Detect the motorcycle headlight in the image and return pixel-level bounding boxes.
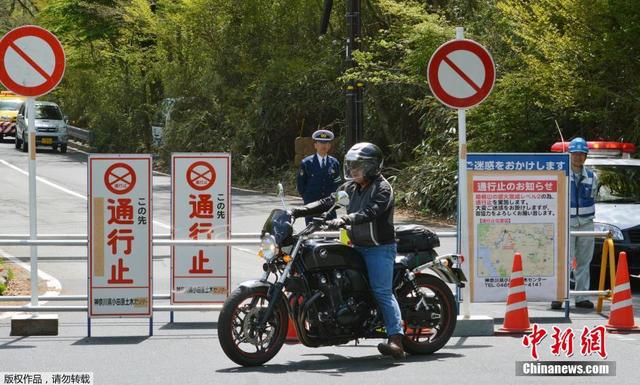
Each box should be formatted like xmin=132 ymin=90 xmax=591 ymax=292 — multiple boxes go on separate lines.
xmin=258 ymin=233 xmax=278 ymax=261
xmin=593 ymin=222 xmax=624 ymax=241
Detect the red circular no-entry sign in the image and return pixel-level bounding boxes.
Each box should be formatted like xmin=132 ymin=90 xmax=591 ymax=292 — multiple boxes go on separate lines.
xmin=427 ymin=39 xmax=495 ymax=109
xmin=187 ymin=161 xmax=216 ymax=191
xmin=104 ymin=163 xmax=137 ymax=195
xmin=0 ymin=25 xmax=66 ymax=97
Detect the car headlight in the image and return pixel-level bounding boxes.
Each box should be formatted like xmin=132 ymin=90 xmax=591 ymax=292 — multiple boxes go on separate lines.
xmin=593 ymin=222 xmax=624 ymax=241
xmin=258 ymin=233 xmax=278 ymax=261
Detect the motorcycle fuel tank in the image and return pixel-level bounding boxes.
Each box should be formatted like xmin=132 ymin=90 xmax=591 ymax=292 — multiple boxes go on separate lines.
xmin=301 ymin=240 xmax=366 ymax=272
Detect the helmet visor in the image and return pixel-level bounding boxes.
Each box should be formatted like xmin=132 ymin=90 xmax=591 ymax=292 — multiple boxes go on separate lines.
xmin=344 ymin=159 xmax=372 ymax=181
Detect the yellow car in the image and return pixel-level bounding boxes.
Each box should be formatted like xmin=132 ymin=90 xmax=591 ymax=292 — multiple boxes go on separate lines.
xmin=0 ymin=90 xmax=26 ymax=141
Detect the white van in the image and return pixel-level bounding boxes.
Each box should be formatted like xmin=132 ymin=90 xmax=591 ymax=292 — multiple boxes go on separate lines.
xmin=15 ymin=101 xmax=69 ymax=153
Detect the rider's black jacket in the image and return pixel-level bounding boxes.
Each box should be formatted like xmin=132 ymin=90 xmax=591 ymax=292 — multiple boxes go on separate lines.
xmin=294 ymin=175 xmax=395 ymax=247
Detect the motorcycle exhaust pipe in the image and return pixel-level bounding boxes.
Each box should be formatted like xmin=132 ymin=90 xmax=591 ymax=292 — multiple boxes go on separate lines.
xmin=294 ymin=291 xmax=324 ymax=347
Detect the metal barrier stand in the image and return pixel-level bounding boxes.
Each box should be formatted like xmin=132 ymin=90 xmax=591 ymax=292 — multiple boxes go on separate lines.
xmin=0 ymin=230 xmax=613 ymax=322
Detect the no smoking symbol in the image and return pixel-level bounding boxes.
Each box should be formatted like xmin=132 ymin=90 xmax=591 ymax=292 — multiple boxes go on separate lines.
xmin=187 ymin=161 xmax=216 ymax=191
xmin=104 ymin=163 xmax=137 ymax=195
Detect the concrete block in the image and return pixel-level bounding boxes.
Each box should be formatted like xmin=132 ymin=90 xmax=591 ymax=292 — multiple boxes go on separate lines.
xmin=11 ymin=314 xmax=58 ymax=336
xmin=453 ymin=315 xmax=494 ymax=337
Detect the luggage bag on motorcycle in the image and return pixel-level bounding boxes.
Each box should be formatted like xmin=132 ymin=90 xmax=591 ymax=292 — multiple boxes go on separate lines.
xmin=395 ymin=224 xmax=440 ymax=252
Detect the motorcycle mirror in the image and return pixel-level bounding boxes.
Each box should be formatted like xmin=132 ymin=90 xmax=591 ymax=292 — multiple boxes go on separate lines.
xmin=335 ymin=190 xmax=349 ymax=207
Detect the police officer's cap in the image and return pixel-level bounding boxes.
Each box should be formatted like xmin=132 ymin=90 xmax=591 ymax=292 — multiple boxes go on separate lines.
xmin=312 ymin=130 xmax=334 ymax=142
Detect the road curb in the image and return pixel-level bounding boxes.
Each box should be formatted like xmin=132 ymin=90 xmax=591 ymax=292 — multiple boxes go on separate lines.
xmin=0 ymin=247 xmax=62 ymax=320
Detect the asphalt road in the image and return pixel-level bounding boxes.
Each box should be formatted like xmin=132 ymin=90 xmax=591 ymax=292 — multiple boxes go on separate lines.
xmin=0 ymin=140 xmax=639 ymax=385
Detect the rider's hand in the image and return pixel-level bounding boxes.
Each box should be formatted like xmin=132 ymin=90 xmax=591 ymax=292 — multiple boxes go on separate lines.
xmin=288 ymin=208 xmax=302 ymax=218
xmin=325 ymin=218 xmax=346 ymax=229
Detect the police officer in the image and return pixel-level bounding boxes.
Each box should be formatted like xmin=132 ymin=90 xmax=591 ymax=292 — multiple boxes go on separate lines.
xmin=291 ymin=143 xmax=405 ymax=359
xmin=296 ymin=129 xmax=342 ymax=224
xmin=552 ymin=137 xmax=597 ymax=310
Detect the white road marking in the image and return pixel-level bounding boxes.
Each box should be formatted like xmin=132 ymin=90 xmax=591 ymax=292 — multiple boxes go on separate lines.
xmin=0 ymin=158 xmax=170 ymax=229
xmin=69 ymin=146 xmax=169 ymax=177
xmin=0 ymin=247 xmax=62 ymax=320
xmin=0 ymin=158 xmax=256 ymax=255
xmin=67 ymin=144 xmax=88 ymax=155
xmin=609 ymin=334 xmax=638 ymax=342
xmin=0 ymin=158 xmax=85 ymax=199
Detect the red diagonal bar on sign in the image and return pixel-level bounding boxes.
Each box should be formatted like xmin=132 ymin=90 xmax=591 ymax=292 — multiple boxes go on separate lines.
xmin=9 ymin=42 xmax=52 ymax=82
xmin=443 ymin=55 xmax=481 ymax=93
xmin=191 ymin=168 xmax=212 ymax=183
xmin=110 ymin=170 xmax=132 ymax=185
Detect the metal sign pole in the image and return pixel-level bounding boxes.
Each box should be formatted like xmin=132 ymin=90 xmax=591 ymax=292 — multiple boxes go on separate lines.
xmin=27 ymin=96 xmax=39 ymax=306
xmin=455 ymin=27 xmax=471 ymax=318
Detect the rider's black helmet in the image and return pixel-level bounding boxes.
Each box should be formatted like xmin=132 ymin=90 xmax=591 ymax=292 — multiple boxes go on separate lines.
xmin=343 ymin=142 xmax=383 ymax=181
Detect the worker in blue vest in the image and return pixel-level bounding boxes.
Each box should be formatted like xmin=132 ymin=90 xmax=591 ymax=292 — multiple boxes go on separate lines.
xmin=296 ymin=129 xmax=342 ymax=224
xmin=552 ymin=137 xmax=597 ymax=310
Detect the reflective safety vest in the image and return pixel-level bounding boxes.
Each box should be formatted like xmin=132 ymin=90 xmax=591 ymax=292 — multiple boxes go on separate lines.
xmin=570 ymin=168 xmax=596 ymax=218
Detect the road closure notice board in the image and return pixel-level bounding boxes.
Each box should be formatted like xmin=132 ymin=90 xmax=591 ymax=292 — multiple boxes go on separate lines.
xmin=171 ymin=153 xmax=231 ymax=304
xmin=465 ymin=153 xmax=570 ymax=302
xmin=88 ymin=155 xmax=152 ymax=317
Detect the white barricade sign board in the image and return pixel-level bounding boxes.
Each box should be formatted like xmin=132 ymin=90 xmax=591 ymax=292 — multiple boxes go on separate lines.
xmin=171 ymin=153 xmax=231 ymax=303
xmin=466 ymin=153 xmax=570 ymax=302
xmin=88 ymin=155 xmax=152 ymax=317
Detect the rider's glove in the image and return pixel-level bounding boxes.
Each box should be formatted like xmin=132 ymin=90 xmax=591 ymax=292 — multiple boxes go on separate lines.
xmin=289 ymin=208 xmax=303 ymax=218
xmin=325 ymin=217 xmax=346 ymax=229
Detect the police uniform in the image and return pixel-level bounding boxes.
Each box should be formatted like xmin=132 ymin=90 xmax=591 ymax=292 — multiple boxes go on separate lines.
xmin=296 ymin=130 xmax=342 ymax=224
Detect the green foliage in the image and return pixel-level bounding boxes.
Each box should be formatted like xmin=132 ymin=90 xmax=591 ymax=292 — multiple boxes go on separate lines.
xmin=0 ymin=258 xmax=12 ymax=295
xmin=5 ymin=0 xmax=638 ymax=219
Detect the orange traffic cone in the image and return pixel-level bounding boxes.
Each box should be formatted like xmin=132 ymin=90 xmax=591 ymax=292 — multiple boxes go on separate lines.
xmin=606 ymin=252 xmax=640 ymax=333
xmin=285 ymin=316 xmax=299 ymax=343
xmin=496 ymin=252 xmax=532 ymax=335
xmin=286 ymin=294 xmax=301 ymax=343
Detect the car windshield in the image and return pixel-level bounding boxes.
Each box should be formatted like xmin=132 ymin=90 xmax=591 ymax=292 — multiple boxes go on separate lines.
xmin=35 ymin=105 xmax=63 ymax=120
xmin=0 ymin=100 xmax=22 ymax=110
xmin=590 ymin=165 xmax=640 ymax=203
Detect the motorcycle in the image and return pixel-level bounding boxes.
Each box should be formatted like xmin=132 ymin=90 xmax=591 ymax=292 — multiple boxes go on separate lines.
xmin=217 ymin=187 xmax=467 ymax=366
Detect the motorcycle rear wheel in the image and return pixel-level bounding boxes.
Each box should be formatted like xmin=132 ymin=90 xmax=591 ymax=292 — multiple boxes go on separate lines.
xmin=399 ymin=274 xmax=457 ymax=355
xmin=218 ymin=286 xmax=288 ymax=366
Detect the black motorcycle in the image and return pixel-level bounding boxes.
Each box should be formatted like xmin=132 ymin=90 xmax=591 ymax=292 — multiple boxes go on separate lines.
xmin=218 ymin=191 xmax=466 ymax=366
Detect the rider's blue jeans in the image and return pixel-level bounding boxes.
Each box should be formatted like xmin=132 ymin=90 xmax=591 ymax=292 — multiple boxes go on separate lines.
xmin=355 ymin=243 xmax=403 ymax=336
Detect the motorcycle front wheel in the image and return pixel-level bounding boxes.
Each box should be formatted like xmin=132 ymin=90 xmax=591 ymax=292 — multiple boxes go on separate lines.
xmin=217 ymin=285 xmax=288 ymax=366
xmin=399 ymin=274 xmax=457 ymax=355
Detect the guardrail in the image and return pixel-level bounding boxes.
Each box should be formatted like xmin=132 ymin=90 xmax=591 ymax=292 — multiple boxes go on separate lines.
xmin=67 ymin=125 xmax=92 ymax=143
xmin=0 ymin=230 xmax=603 ymax=245
xmin=0 ymin=231 xmax=611 ymax=315
xmin=0 ymin=231 xmax=344 ymax=247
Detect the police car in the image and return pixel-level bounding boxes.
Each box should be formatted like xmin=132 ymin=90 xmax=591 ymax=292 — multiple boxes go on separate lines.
xmin=551 ymin=141 xmax=640 ymax=284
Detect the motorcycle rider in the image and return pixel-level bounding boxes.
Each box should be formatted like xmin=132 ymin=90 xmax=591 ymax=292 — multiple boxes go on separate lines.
xmin=291 ymin=142 xmax=405 ymax=359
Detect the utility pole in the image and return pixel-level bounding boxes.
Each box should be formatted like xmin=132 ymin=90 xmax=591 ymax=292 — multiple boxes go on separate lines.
xmin=321 ymin=0 xmax=364 ymax=148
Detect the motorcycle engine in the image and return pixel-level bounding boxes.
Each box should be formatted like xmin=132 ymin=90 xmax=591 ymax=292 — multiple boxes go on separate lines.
xmin=308 ymin=269 xmax=370 ymax=332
